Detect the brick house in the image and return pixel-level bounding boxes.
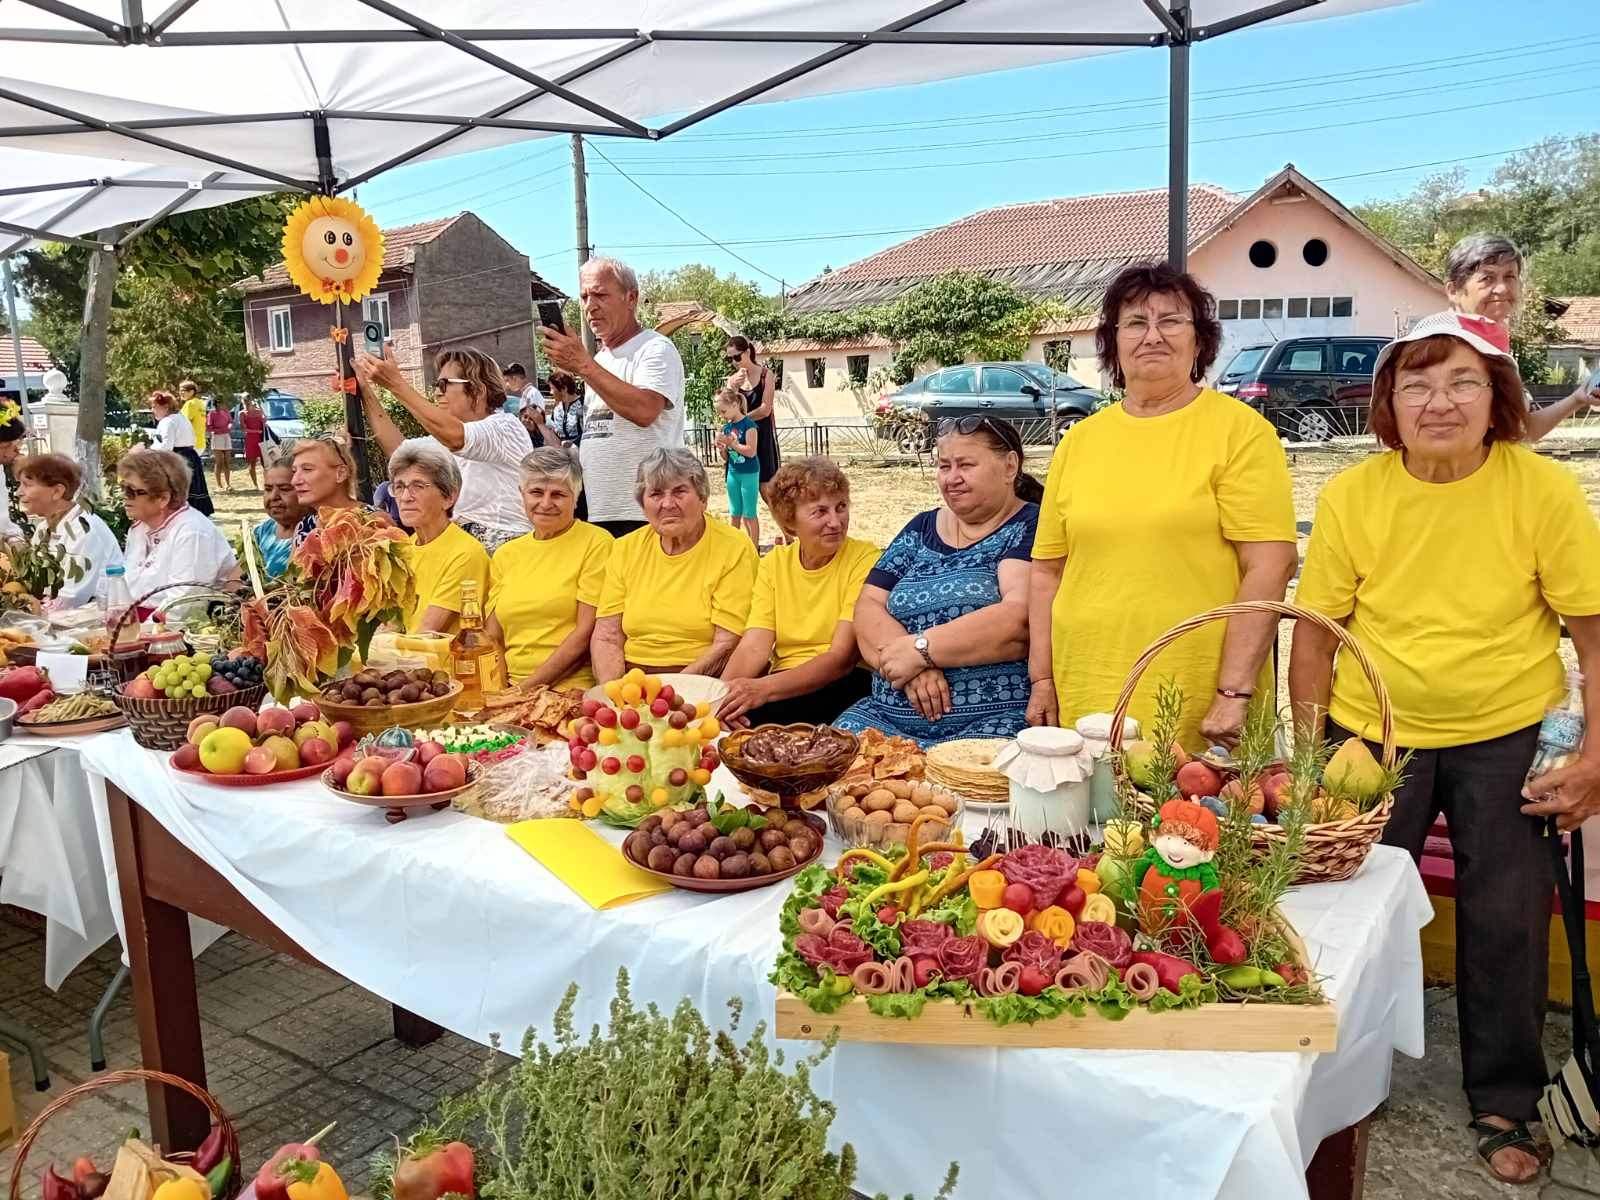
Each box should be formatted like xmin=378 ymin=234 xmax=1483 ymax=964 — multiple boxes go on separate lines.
xmin=241 ymin=212 xmax=564 ymax=395
xmin=1550 ymin=296 xmax=1600 ymax=384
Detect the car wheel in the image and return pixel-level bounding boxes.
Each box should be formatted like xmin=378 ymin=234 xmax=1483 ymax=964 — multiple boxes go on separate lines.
xmin=897 ymin=433 xmax=924 ymax=455
xmin=1282 ymin=406 xmax=1335 ymax=443
xmin=1054 ymin=413 xmax=1085 ymax=441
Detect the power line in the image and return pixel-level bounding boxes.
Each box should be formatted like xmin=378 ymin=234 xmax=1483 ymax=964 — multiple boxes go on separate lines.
xmin=369 ymin=139 xmax=568 ymax=208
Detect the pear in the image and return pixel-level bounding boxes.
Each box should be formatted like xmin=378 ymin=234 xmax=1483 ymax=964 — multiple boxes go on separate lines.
xmin=1323 ymin=737 xmax=1385 ymax=800
xmin=1121 ymin=739 xmax=1159 ymax=789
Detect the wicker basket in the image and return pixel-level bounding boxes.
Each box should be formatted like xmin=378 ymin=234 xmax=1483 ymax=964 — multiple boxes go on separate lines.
xmin=107 ymin=582 xmax=262 ymax=751
xmin=1107 ymin=600 xmax=1397 ymax=885
xmin=720 ymin=724 xmax=859 ymax=802
xmin=317 ymin=681 xmax=463 ymax=739
xmin=6 ymin=1069 xmax=242 ymax=1200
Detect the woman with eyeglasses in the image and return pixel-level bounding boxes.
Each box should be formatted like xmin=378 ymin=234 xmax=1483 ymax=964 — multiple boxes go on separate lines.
xmin=1291 ymin=312 xmax=1600 ymax=1186
xmin=834 ymin=417 xmax=1040 ymax=749
xmin=388 ymin=440 xmax=489 ymax=635
xmin=119 ymin=448 xmax=237 ymax=608
xmin=289 ymin=433 xmax=367 ymax=543
xmin=148 ymin=389 xmax=214 ymax=517
xmin=354 ymin=347 xmax=532 ymax=553
xmin=1027 ymin=262 xmax=1296 ymax=749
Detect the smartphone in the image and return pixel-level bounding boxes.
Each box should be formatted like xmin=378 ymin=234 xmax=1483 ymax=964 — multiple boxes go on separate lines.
xmin=362 ymin=320 xmax=385 ymax=357
xmin=1587 ymin=363 xmax=1600 ymax=395
xmin=537 ymin=300 xmax=565 ymax=335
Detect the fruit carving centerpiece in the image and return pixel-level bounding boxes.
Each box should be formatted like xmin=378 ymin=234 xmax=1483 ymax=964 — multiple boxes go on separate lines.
xmin=569 ymin=669 xmax=723 ymax=826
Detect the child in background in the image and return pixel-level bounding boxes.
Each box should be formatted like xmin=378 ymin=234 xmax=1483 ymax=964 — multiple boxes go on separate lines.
xmin=714 ymin=387 xmax=761 ymax=545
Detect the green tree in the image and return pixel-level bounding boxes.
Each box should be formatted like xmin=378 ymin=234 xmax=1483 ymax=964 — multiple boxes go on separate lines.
xmin=106 ymin=274 xmax=267 ymax=404
xmin=637 ymin=263 xmax=776 ymax=324
xmin=1510 ymin=275 xmax=1564 ymax=385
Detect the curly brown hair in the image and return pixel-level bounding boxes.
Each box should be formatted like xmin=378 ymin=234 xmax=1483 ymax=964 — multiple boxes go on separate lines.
xmin=1368 ymin=335 xmax=1527 ymax=449
xmin=766 ymin=457 xmax=850 ymax=536
xmin=434 ymin=346 xmax=507 ymax=415
xmin=118 ymin=448 xmax=191 ymax=508
xmin=1095 ymin=262 xmax=1222 ymax=389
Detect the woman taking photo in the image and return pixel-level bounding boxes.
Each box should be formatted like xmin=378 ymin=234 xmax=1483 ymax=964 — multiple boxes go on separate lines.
xmin=1027 ymin=262 xmax=1296 ymax=748
xmin=388 ymin=441 xmax=489 ymax=635
xmin=16 ymin=454 xmax=123 ymax=607
xmin=149 ymin=389 xmax=214 ymax=517
xmin=1291 ymin=312 xmax=1600 ymax=1186
xmin=592 ymin=448 xmax=757 ymax=681
xmin=719 ymin=457 xmax=877 ymax=727
xmin=206 ymin=396 xmax=234 ymax=492
xmin=835 ymin=418 xmax=1038 ymax=748
xmin=725 ymin=337 xmax=780 ymax=535
xmin=289 ymin=434 xmax=365 ymax=542
xmin=486 ymin=448 xmax=613 ymax=691
xmin=118 ymin=448 xmax=236 ymax=607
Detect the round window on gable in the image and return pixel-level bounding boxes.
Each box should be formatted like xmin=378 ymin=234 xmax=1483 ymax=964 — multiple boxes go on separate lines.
xmin=1303 ymin=238 xmax=1329 ymax=267
xmin=1248 ymin=239 xmax=1277 ymax=269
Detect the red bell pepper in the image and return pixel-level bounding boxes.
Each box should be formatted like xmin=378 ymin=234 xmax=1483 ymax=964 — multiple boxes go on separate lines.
xmin=255 ymin=1124 xmax=336 ymax=1200
xmin=392 ymin=1142 xmax=475 ymax=1200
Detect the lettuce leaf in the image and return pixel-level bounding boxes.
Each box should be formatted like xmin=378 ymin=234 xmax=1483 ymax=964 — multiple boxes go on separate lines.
xmin=1090 ymin=974 xmax=1136 ymax=1021
xmin=866 ymin=991 xmax=930 ymax=1020
xmin=1146 ymin=971 xmax=1218 ymax=1013
xmin=777 ymin=863 xmax=834 ymax=941
xmin=919 ymin=888 xmax=977 ymax=936
xmin=844 ymin=862 xmax=891 ymax=891
xmin=838 ymin=899 xmax=902 ymax=960
xmin=770 ymin=950 xmax=851 ymax=1014
xmin=976 ymin=985 xmax=1087 ymax=1026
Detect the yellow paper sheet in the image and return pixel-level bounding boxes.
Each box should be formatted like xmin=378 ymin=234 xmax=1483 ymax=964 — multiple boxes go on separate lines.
xmin=505 ymin=820 xmax=673 ymax=909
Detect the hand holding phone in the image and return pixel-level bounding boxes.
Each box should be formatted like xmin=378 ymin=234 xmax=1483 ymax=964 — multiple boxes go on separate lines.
xmin=537 ymin=300 xmax=565 ymax=335
xmin=362 ymin=321 xmax=385 ymax=358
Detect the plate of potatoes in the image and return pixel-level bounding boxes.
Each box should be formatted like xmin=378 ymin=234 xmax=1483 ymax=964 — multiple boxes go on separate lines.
xmin=826 ymin=777 xmax=964 ymax=848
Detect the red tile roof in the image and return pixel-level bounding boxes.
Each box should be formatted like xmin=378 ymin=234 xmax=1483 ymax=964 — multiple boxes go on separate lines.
xmin=0 ymin=334 xmax=51 ymax=376
xmin=1557 ymin=296 xmax=1600 ymax=344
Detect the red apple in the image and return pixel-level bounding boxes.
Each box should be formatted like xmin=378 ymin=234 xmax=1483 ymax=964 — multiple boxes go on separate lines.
xmin=219 ymin=705 xmax=258 ymax=738
xmin=331 ymin=720 xmax=355 ymax=749
xmin=243 ymin=745 xmax=277 ymax=775
xmin=330 ymin=754 xmax=358 ymax=787
xmin=1175 ymin=760 xmax=1223 ymax=799
xmin=414 ymin=739 xmax=446 ymax=766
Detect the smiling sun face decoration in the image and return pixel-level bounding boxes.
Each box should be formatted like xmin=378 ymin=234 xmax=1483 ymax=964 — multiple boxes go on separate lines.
xmin=281 ymin=195 xmax=384 ymax=304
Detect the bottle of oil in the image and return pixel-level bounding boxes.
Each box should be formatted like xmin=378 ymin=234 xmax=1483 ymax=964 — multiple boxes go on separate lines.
xmin=450 ymin=579 xmax=506 ymax=709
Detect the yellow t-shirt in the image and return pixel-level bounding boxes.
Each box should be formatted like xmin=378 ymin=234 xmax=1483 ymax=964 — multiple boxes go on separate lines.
xmin=1295 ymin=442 xmax=1600 ymax=748
xmin=181 ymin=396 xmax=206 ymax=446
xmin=1032 ymin=389 xmax=1295 ymax=746
xmin=488 ymin=521 xmax=613 ymax=690
xmin=598 ymin=516 xmax=757 ymax=667
xmin=405 ymin=523 xmax=490 ymax=634
xmin=748 ymin=536 xmax=879 ymax=671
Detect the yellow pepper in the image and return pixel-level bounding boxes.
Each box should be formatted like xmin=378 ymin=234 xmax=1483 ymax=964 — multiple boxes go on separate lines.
xmin=1077 ymin=868 xmax=1102 ymax=895
xmin=862 ymin=869 xmax=927 ymax=909
xmin=968 ymin=869 xmax=1008 ymax=910
xmin=1080 ymin=893 xmax=1118 ymax=926
xmin=152 ymin=1181 xmax=208 ymax=1200
xmin=834 ymin=847 xmax=897 ymax=879
xmin=977 ymin=907 xmax=1025 ymax=949
xmin=1029 ymin=905 xmax=1076 ymax=948
xmin=1103 ymin=819 xmax=1144 ymax=857
xmin=286 ymin=1161 xmax=347 ymax=1200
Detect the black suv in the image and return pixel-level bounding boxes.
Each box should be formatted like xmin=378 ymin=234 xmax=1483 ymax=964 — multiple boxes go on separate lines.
xmin=876 ymin=362 xmax=1105 ymax=450
xmin=1216 ymin=336 xmax=1389 ymax=442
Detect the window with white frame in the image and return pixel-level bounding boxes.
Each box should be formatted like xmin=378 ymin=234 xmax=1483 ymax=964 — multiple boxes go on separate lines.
xmin=1219 ymin=296 xmax=1355 ymax=322
xmin=363 ymin=292 xmax=392 ymax=338
xmin=267 ymin=306 xmax=293 ymax=352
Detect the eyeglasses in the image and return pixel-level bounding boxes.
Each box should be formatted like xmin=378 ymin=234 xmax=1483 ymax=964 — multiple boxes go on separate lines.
xmin=1396 ymin=378 xmax=1492 ymax=407
xmin=388 ymin=479 xmax=439 ymax=496
xmin=936 ymin=414 xmax=1019 ymax=450
xmin=119 ymin=484 xmax=151 ymax=499
xmin=433 ymin=377 xmax=470 ymax=393
xmin=1117 ymin=314 xmax=1195 ymax=339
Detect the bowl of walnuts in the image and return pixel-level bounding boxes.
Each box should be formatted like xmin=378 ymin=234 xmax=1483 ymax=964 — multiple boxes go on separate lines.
xmin=826 ymin=778 xmax=963 ymax=849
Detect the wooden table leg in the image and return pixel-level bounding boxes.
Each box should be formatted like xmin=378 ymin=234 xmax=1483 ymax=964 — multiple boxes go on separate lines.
xmin=109 ymin=783 xmax=210 ymax=1151
xmin=392 ymin=1005 xmax=444 ymax=1047
xmin=1306 ymin=1115 xmax=1371 ymax=1200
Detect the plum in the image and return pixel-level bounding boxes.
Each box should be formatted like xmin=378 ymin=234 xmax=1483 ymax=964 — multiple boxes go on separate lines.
xmin=721 ymin=853 xmax=751 ymax=879
xmin=708 ymin=835 xmax=736 ymax=859
xmin=730 ymin=826 xmax=757 ymax=851
xmin=768 ymin=845 xmax=795 ymax=872
xmin=692 ymin=855 xmax=721 ymax=880
xmin=646 ymin=844 xmax=677 ymax=873
xmin=673 ymin=853 xmax=698 ymax=877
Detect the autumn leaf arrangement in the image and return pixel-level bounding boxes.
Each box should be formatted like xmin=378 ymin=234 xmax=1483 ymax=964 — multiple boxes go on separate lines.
xmin=244 ymin=507 xmax=415 ymax=701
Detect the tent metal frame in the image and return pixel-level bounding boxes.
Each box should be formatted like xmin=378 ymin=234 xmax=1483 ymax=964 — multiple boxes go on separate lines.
xmin=0 ymin=0 xmax=1331 ymax=265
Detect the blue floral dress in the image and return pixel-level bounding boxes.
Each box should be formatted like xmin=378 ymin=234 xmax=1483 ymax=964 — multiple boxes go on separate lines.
xmin=834 ymin=504 xmax=1037 ymax=748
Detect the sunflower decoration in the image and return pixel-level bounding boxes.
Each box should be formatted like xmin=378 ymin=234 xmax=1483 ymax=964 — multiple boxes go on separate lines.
xmin=281 ymin=195 xmax=385 ymax=304
xmin=0 ymin=398 xmax=22 ymax=428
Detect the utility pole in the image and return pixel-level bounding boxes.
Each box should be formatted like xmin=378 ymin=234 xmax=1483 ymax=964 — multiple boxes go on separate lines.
xmin=571 ymin=133 xmax=596 ymax=353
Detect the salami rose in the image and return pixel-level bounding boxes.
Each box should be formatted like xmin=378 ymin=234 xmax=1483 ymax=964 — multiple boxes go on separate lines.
xmin=1071 ymin=920 xmax=1134 ymax=970
xmin=999 ymin=844 xmax=1078 ymax=909
xmin=793 ymin=934 xmax=832 ymax=970
xmin=935 ymin=934 xmax=987 ymax=984
xmin=1001 ymin=930 xmax=1063 ymax=976
xmin=899 ymin=919 xmax=954 ymax=957
xmin=823 ymin=927 xmax=874 ymax=974
xmin=819 ymin=885 xmax=850 ymax=919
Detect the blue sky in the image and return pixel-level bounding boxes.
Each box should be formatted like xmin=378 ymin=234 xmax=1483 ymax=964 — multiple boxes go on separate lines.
xmin=353 ymin=0 xmax=1599 ymax=299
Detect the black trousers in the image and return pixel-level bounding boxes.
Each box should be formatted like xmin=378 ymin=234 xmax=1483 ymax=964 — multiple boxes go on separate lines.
xmin=744 ymin=669 xmax=872 ymax=728
xmin=1333 ymin=719 xmax=1549 ymax=1119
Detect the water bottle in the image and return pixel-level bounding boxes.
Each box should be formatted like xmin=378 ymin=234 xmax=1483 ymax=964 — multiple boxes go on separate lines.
xmin=1527 ymin=668 xmax=1586 ymax=785
xmin=101 ymin=566 xmax=143 ymax=683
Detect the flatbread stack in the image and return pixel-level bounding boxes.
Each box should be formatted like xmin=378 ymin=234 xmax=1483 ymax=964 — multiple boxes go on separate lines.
xmin=925 ymin=738 xmax=1012 ymax=805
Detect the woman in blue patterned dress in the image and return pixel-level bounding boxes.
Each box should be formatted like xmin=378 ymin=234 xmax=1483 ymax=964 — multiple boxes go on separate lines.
xmin=837 ymin=416 xmax=1041 ymax=747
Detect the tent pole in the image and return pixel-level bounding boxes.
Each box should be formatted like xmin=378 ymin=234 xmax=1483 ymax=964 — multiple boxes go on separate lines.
xmin=2 ymin=260 xmax=34 ymax=427
xmin=1166 ymin=0 xmax=1191 ymax=270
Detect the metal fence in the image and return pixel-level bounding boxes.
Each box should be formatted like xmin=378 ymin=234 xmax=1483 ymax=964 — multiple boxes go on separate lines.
xmin=688 ymin=415 xmax=1069 ymax=466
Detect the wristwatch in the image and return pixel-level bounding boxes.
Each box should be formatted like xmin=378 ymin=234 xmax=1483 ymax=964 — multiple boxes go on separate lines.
xmin=913 ymin=635 xmax=937 ymax=669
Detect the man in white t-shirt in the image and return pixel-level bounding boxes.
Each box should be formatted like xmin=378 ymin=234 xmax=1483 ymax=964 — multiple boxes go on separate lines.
xmin=500 ymin=362 xmax=545 ymax=417
xmin=542 ymin=257 xmax=685 ymax=538
xmin=353 ymin=345 xmax=534 ymax=552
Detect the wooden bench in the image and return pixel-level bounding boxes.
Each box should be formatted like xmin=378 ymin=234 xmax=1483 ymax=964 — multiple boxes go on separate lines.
xmin=1419 ymin=816 xmax=1600 ymax=1005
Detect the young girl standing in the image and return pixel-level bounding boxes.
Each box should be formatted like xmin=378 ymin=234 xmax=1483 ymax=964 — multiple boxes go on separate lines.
xmin=714 ymin=387 xmax=760 ymax=545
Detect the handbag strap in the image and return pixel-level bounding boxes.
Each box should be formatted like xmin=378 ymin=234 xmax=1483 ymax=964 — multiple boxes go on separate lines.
xmin=1550 ymin=819 xmax=1599 ymax=1081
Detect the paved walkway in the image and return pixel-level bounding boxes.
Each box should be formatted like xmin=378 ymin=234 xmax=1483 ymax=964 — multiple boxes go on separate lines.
xmin=2 ymin=912 xmax=1597 ymax=1198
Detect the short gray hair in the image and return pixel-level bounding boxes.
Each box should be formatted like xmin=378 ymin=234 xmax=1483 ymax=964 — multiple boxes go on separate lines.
xmin=387 ymin=438 xmax=460 ymax=500
xmin=634 ymin=447 xmax=708 ymax=504
xmin=581 ymin=255 xmax=639 ymax=295
xmin=519 ymin=446 xmax=582 ymax=492
xmin=1444 ymin=232 xmax=1524 ymax=289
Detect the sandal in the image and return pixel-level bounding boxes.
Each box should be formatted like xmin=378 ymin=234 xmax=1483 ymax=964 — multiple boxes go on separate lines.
xmin=1469 ymin=1116 xmax=1547 ymax=1186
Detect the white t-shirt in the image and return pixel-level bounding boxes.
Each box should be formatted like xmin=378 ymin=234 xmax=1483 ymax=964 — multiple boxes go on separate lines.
xmin=124 ymin=505 xmax=237 ymax=603
xmin=579 ymin=329 xmax=686 ymax=523
xmin=39 ymin=503 xmax=125 ymax=608
xmin=154 ymin=412 xmax=195 ymax=451
xmin=443 ymin=412 xmax=532 ymax=533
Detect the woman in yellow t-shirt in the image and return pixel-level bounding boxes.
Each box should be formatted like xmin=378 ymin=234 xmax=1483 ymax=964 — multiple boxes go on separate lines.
xmin=717 ymin=457 xmax=877 ymax=727
xmin=1290 ymin=313 xmax=1600 ymax=1185
xmin=592 ymin=448 xmax=757 ymax=680
xmin=1027 ymin=263 xmax=1297 ymax=748
xmin=389 ymin=441 xmax=489 ymax=634
xmin=485 ymin=448 xmax=613 ymax=691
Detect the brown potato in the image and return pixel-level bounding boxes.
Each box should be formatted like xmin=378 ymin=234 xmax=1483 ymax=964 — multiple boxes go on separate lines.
xmin=882 ymin=822 xmax=909 ymax=845
xmin=864 ymin=789 xmax=897 ymax=812
xmin=849 ymin=782 xmax=872 ymax=798
xmin=840 ymin=804 xmax=866 ymax=824
xmin=891 ymin=801 xmax=920 ymax=824
xmin=918 ymin=804 xmax=947 ymax=821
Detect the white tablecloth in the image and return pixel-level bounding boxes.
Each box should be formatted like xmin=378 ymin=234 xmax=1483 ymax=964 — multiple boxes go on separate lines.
xmin=77 ymin=730 xmax=1430 ymax=1199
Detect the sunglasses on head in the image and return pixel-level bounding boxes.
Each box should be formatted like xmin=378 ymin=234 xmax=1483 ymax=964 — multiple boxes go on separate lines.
xmin=937 ymin=414 xmax=1015 ymax=441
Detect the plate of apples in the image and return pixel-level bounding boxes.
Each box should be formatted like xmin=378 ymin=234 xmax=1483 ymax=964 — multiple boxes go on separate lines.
xmin=170 ymin=699 xmax=358 ymax=786
xmin=322 ymin=726 xmax=478 ymax=823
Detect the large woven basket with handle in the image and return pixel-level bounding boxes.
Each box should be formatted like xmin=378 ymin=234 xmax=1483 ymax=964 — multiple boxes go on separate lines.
xmin=1107 ymin=600 xmax=1396 ymax=885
